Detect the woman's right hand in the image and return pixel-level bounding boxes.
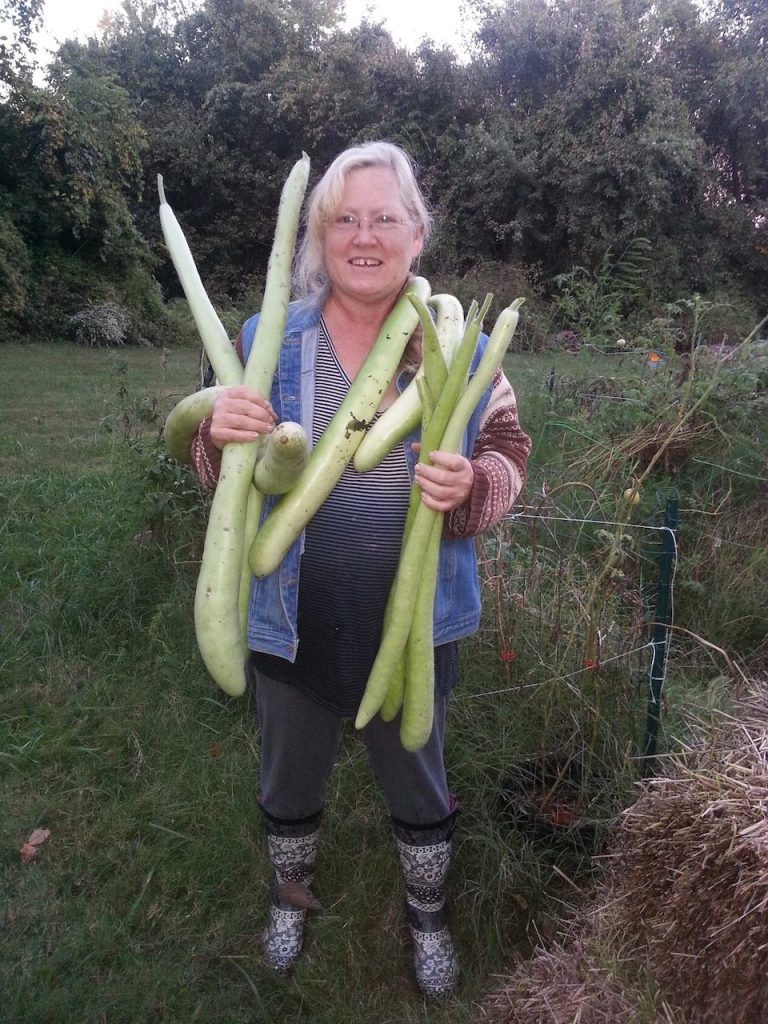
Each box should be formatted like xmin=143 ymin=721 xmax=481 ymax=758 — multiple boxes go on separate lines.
xmin=209 ymin=386 xmax=278 ymax=450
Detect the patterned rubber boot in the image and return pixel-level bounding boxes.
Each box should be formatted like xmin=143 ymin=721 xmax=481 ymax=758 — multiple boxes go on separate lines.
xmin=260 ymin=808 xmax=322 ymax=973
xmin=392 ymin=807 xmax=459 ymax=996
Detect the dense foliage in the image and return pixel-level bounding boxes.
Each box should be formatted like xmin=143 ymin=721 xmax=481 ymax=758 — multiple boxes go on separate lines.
xmin=1 ymin=0 xmax=766 ymax=344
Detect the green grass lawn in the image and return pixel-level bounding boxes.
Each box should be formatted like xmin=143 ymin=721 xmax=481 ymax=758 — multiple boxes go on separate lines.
xmin=0 ymin=343 xmax=554 ymax=1023
xmin=1 ymin=339 xmax=761 ymax=1023
xmin=1 ymin=343 xmax=200 ymax=476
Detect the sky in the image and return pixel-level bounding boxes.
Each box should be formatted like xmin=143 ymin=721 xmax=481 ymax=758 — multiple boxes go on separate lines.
xmin=32 ymin=0 xmax=476 ymax=68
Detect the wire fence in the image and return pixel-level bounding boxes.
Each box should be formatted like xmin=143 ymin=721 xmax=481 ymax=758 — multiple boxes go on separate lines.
xmin=462 ymin=487 xmax=766 ymax=763
xmin=460 ymin=502 xmax=684 ymax=761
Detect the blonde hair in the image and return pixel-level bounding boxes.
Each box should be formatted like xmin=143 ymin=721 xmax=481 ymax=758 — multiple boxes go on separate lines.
xmin=293 ymin=141 xmax=432 ymax=304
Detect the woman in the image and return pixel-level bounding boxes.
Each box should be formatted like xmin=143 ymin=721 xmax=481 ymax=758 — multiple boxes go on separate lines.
xmin=191 ymin=141 xmax=531 ymax=996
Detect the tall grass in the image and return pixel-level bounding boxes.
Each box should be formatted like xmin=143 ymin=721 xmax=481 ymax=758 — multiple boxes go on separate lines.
xmin=0 ymin=364 xmax=562 ymax=1022
xmin=1 ymin=343 xmax=198 ymax=476
xmin=1 ymin=445 xmax=580 ymax=1021
xmin=2 ymin=336 xmax=765 ymax=1021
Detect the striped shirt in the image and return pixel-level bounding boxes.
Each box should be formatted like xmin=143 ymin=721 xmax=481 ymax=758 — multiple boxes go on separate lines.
xmin=250 ymin=320 xmax=458 ymax=716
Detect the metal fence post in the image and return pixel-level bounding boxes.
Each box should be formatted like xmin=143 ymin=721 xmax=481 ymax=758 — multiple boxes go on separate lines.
xmin=642 ymin=496 xmax=679 ymax=765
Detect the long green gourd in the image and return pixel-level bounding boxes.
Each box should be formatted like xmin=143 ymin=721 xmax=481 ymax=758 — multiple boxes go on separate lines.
xmin=354 ymin=297 xmax=490 ymax=731
xmin=399 ymin=515 xmax=443 ymax=748
xmin=378 ymin=331 xmax=448 ymax=727
xmin=163 ymin=386 xmax=229 ymax=464
xmin=193 ymin=154 xmax=310 ymax=696
xmin=248 ymin=276 xmax=431 ymax=579
xmin=253 ymin=422 xmax=310 ymax=495
xmin=399 ymin=301 xmax=524 ymax=749
xmin=376 ymin=304 xmax=452 ymax=723
xmin=356 ymin=298 xmax=523 ymax=747
xmin=158 ymin=177 xmax=243 ymax=387
xmin=418 ymin=296 xmax=450 ymax=406
xmin=352 ymin=294 xmax=464 ymax=473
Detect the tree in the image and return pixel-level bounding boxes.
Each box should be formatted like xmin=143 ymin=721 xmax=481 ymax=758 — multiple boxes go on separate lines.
xmin=459 ymin=0 xmax=767 ymax=301
xmin=68 ymin=0 xmax=349 ymax=296
xmin=2 ymin=0 xmax=765 ymax=342
xmin=0 ymin=0 xmax=44 ymax=86
xmin=0 ymin=59 xmax=155 ymax=338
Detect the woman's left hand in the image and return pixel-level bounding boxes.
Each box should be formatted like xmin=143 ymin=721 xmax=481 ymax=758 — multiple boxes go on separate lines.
xmin=413 ymin=447 xmax=474 ymax=512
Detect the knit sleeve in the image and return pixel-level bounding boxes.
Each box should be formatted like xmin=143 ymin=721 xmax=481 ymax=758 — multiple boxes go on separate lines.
xmin=190 ymin=417 xmax=222 ymax=491
xmin=188 ymin=330 xmax=245 ymax=491
xmin=444 ymin=367 xmax=531 ymax=539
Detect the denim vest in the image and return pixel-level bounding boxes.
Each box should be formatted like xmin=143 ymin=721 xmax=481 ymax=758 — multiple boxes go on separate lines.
xmin=241 ymin=299 xmax=492 ymax=661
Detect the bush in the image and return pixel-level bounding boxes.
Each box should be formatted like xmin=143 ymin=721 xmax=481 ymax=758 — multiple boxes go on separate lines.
xmin=552 ymin=239 xmax=653 ymax=347
xmin=20 ymin=245 xmax=171 ymax=346
xmin=0 ymin=211 xmax=31 ymax=339
xmin=637 ymin=290 xmax=764 ymax=357
xmin=162 ymin=292 xmax=251 ymax=350
xmin=68 ymin=302 xmax=132 ymax=348
xmin=425 ymin=257 xmax=553 ymax=351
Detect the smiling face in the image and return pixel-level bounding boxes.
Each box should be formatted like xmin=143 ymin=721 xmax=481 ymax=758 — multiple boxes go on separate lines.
xmin=322 ymin=165 xmax=424 ymax=310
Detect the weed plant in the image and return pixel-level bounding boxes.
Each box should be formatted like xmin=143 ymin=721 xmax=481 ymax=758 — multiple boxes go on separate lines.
xmin=0 ymin=442 xmax=574 ymax=1022
xmin=2 ymin=329 xmax=765 ymax=1021
xmin=508 ymin=325 xmax=767 ymax=651
xmin=1 ymin=367 xmax=560 ymax=1022
xmin=552 ymin=238 xmax=653 ymax=346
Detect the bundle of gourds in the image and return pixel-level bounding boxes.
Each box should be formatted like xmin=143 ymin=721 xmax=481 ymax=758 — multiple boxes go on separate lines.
xmin=160 ymin=154 xmax=521 ymax=751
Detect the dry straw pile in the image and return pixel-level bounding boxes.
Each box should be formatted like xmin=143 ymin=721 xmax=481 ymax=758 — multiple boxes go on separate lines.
xmin=476 ymin=938 xmax=681 ymax=1023
xmin=573 ymin=417 xmax=716 ymax=479
xmin=478 ymin=684 xmax=768 ymax=1024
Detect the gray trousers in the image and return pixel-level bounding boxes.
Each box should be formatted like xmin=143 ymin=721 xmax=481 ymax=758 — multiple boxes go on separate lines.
xmin=251 ymin=669 xmax=452 ymax=826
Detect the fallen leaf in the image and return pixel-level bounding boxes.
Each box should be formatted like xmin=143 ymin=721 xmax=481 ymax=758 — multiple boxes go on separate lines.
xmin=548 ymin=806 xmax=575 ymax=827
xmin=19 ymin=828 xmax=50 ymax=863
xmin=277 ymin=881 xmax=322 ymax=911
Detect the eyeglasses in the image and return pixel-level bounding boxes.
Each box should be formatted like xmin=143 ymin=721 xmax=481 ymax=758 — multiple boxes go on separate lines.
xmin=327 ymin=213 xmax=412 ymax=234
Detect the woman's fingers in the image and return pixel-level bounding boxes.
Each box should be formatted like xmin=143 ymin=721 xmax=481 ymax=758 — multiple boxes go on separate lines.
xmin=210 ymin=386 xmax=277 ymax=449
xmin=413 ymin=449 xmax=474 ymax=511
